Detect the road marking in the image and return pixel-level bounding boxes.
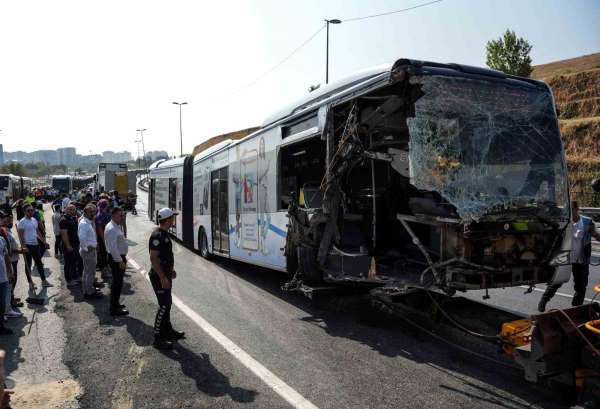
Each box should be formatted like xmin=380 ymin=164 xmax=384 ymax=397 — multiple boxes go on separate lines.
xmin=520 ymin=285 xmax=598 ymax=304
xmin=126 ymin=257 xmax=319 ymax=409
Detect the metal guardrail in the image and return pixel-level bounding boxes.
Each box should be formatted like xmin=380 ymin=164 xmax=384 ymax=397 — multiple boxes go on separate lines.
xmin=137 ymin=176 xmax=149 ymax=192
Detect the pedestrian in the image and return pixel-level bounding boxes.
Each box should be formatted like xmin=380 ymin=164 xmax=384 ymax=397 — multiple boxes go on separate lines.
xmin=1 ymin=199 xmax=10 ymax=216
xmin=0 ymin=213 xmax=21 ymax=317
xmin=538 ymin=201 xmax=600 ymax=312
xmin=104 ymin=207 xmax=129 ymax=316
xmin=95 ymin=199 xmax=111 ymax=279
xmin=149 ymin=208 xmax=185 ymax=350
xmin=0 ymin=234 xmax=13 ymax=335
xmin=17 ymin=204 xmax=51 ymax=289
xmin=78 ymin=204 xmax=101 ymax=299
xmin=52 ymin=204 xmax=63 ymax=259
xmin=60 ymin=204 xmax=82 ymax=287
xmin=61 ymin=193 xmax=71 ymax=212
xmin=14 ymin=199 xmax=24 ymax=222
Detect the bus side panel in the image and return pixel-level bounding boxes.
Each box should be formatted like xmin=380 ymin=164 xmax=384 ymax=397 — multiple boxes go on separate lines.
xmin=175 ymin=172 xmax=184 ymax=241
xmin=228 ymin=128 xmax=286 ymax=270
xmin=192 ymin=160 xmax=212 ymax=251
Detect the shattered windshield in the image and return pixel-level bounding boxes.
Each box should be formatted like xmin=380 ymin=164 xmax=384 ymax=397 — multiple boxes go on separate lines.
xmin=407 ymin=74 xmax=568 ymax=224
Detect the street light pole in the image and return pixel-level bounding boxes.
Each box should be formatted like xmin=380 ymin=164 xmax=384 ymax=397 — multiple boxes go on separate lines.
xmin=134 ymin=139 xmax=141 ymax=169
xmin=325 ymin=19 xmax=341 ymax=85
xmin=136 ymin=129 xmax=147 ymax=169
xmin=172 ymin=102 xmax=188 ymax=157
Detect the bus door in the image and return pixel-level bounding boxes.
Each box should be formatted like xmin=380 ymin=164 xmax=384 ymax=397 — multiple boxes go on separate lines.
xmin=168 ymin=178 xmax=177 ymax=235
xmin=149 ymin=179 xmax=155 ymax=222
xmin=211 ymin=167 xmax=229 ymax=254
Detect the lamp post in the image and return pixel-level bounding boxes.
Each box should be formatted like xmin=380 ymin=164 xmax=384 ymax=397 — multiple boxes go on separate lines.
xmin=134 ymin=139 xmax=141 ymax=170
xmin=325 ymin=19 xmax=341 ymax=84
xmin=135 ymin=129 xmax=147 ymax=169
xmin=172 ymin=102 xmax=188 ymax=156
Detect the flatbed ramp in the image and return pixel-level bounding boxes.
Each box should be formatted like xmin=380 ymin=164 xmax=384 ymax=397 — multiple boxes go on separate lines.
xmin=288 ymin=281 xmax=600 ymax=407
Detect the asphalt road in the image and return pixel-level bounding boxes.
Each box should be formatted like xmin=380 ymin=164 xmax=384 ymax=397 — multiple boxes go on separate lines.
xmin=5 ymin=193 xmax=593 ymax=408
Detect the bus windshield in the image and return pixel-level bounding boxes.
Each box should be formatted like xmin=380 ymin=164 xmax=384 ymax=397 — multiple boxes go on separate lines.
xmin=407 ymin=74 xmax=569 ymax=224
xmin=0 ymin=176 xmax=8 ymax=191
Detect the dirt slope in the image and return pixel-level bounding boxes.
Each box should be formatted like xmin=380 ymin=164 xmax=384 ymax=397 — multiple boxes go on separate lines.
xmin=533 ymin=53 xmax=600 ymax=206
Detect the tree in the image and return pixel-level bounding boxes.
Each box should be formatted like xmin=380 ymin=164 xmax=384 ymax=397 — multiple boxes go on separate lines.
xmin=308 ymin=84 xmax=321 ymax=93
xmin=486 ymin=29 xmax=533 ymax=77
xmin=0 ymin=162 xmax=25 ymax=176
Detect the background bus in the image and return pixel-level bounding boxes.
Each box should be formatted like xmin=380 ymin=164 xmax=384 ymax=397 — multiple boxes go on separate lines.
xmin=52 ymin=175 xmax=73 ymax=194
xmin=0 ymin=174 xmax=22 ymax=205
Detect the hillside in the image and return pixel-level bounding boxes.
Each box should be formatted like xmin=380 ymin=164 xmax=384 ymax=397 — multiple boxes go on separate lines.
xmin=532 ymin=53 xmax=600 ymax=206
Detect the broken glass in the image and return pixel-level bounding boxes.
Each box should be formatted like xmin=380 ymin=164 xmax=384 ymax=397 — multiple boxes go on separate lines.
xmin=406 ymin=75 xmax=569 ymax=223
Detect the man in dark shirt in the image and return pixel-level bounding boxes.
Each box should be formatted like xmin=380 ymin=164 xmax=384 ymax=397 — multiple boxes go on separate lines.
xmin=149 ymin=208 xmax=185 ymax=350
xmin=60 ymin=204 xmax=82 ymax=286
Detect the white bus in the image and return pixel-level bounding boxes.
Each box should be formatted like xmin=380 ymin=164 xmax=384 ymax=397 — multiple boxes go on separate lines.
xmin=148 ymin=58 xmax=572 ymax=294
xmin=0 ymin=174 xmax=22 ymax=205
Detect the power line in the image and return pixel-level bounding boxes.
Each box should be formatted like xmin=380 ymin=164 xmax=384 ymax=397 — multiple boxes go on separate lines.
xmin=226 ymin=24 xmax=326 ymax=98
xmin=343 ymin=0 xmax=443 ymax=22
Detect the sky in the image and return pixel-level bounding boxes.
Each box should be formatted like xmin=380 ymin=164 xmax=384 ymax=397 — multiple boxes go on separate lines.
xmin=0 ymin=0 xmax=599 ymax=158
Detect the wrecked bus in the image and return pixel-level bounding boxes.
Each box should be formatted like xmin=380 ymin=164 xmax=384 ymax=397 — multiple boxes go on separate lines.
xmin=151 ymin=58 xmax=572 ymax=295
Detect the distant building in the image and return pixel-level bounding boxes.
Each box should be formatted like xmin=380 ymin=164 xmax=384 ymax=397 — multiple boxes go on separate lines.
xmin=33 ymin=150 xmax=58 ymax=165
xmin=102 ymin=150 xmax=132 ymax=163
xmin=57 ymin=147 xmax=76 ymax=166
xmin=0 ymin=144 xmax=4 ymax=165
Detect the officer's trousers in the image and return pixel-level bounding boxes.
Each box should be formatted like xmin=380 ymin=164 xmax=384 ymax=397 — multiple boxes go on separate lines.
xmin=149 ymin=269 xmax=172 ymax=340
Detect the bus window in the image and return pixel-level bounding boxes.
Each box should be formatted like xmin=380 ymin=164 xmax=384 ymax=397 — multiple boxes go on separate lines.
xmin=278 ymin=137 xmax=326 ymax=210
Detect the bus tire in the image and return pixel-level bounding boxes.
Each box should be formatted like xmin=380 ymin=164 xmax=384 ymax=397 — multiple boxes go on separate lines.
xmin=298 ymin=246 xmax=322 ymax=285
xmin=199 ymin=228 xmax=211 ymax=260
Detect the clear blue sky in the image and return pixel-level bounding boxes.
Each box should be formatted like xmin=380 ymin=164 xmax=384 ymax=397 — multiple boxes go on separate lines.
xmin=0 ymin=0 xmax=598 ymax=156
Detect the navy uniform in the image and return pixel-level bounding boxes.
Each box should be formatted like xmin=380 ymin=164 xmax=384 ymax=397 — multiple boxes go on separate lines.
xmin=149 ymin=208 xmax=185 ymax=349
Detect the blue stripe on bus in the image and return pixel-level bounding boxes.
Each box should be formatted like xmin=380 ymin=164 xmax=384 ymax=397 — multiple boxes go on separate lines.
xmin=227 ymin=221 xmax=287 ymax=238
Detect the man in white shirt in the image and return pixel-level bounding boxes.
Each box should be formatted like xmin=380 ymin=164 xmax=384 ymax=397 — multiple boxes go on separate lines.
xmin=18 ymin=204 xmax=51 ymax=289
xmin=104 ymin=207 xmax=129 ymax=315
xmin=78 ymin=204 xmax=100 ymax=299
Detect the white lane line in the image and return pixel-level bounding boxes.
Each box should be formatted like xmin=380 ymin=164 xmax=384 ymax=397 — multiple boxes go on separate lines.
xmin=127 ymin=257 xmax=319 ymax=409
xmin=519 ymin=285 xmax=599 ymax=304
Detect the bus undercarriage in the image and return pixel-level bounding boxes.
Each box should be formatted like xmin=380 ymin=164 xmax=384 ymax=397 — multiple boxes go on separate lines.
xmin=285 ymin=61 xmax=570 ymax=295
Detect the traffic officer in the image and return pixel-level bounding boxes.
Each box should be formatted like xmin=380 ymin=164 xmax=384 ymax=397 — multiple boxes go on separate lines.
xmin=149 ymin=208 xmax=185 ymax=350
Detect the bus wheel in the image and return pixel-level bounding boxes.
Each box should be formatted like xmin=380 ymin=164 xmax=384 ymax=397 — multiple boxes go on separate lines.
xmin=199 ymin=229 xmax=211 ymax=260
xmin=298 ymin=246 xmax=322 ymax=285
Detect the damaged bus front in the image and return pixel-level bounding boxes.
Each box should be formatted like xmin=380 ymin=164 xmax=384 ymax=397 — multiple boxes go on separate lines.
xmin=286 ymin=59 xmax=571 ymax=295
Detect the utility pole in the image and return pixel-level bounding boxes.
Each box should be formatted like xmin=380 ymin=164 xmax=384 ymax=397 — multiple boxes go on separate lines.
xmin=325 ymin=19 xmax=341 ymax=84
xmin=172 ymin=102 xmax=188 ymax=156
xmin=136 ymin=129 xmax=147 ymax=169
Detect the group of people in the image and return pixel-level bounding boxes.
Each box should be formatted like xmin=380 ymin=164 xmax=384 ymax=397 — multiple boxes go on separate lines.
xmin=0 ymin=185 xmax=185 ymax=350
xmin=52 ymin=191 xmax=130 ymax=316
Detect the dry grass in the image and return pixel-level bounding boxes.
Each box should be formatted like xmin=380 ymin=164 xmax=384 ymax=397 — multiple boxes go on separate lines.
xmin=531 ymin=53 xmax=600 ymax=80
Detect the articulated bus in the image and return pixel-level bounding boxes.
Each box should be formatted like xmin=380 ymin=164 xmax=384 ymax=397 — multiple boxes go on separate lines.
xmin=149 ymin=58 xmax=572 ymax=295
xmin=0 ymin=174 xmax=33 ymax=205
xmin=52 ymin=175 xmax=73 ymax=194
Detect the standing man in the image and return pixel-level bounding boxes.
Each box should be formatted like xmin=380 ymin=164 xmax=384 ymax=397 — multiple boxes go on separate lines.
xmin=538 ymin=201 xmax=600 ymax=312
xmin=18 ymin=204 xmax=51 ymax=289
xmin=60 ymin=204 xmax=82 ymax=287
xmin=61 ymin=193 xmax=71 ymax=212
xmin=104 ymin=207 xmax=128 ymax=316
xmin=52 ymin=204 xmax=63 ymax=259
xmin=95 ymin=199 xmax=111 ymax=279
xmin=78 ymin=204 xmax=101 ymax=299
xmin=149 ymin=208 xmax=185 ymax=350
xmin=0 ymin=233 xmax=13 ymax=335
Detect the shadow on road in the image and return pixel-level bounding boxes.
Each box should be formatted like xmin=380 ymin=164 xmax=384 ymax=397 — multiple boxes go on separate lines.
xmin=83 ymin=283 xmax=258 ymax=404
xmin=210 ymin=257 xmax=567 ymax=408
